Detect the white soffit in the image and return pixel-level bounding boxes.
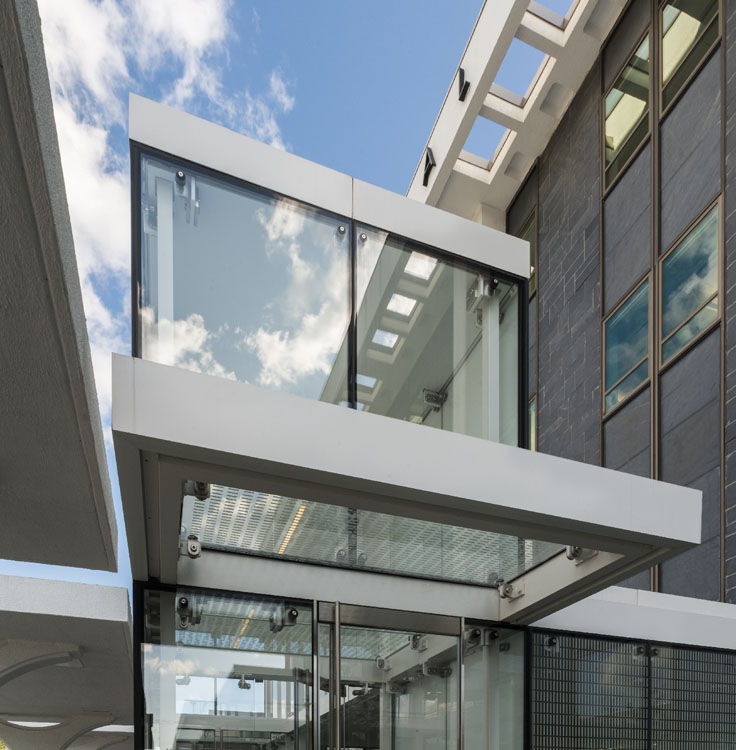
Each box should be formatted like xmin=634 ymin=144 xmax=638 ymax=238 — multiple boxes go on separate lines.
xmin=129 ymin=94 xmax=529 ymax=279
xmin=0 ymin=575 xmax=133 ymax=734
xmin=0 ymin=0 xmax=117 ymax=569
xmin=112 ymin=355 xmax=701 ymax=624
xmin=535 ymin=586 xmax=736 ymax=651
xmin=407 ymin=0 xmax=627 ymax=220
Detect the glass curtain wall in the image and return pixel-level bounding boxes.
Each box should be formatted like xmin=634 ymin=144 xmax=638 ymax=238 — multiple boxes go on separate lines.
xmin=137 ymin=151 xmax=521 ymax=446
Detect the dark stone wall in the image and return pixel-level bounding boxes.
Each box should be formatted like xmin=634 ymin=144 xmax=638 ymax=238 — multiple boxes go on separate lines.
xmin=724 ymin=0 xmax=736 ymax=604
xmin=602 ymin=0 xmax=650 ymax=92
xmin=537 ymin=63 xmax=601 ymax=465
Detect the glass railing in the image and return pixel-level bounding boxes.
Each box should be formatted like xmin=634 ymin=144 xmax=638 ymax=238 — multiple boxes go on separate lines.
xmin=137 ymin=151 xmax=521 ymax=445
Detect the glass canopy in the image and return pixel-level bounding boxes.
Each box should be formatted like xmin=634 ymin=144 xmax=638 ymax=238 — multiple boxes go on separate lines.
xmin=137 ymin=151 xmax=522 ymax=446
xmin=180 ymin=483 xmax=562 ymax=586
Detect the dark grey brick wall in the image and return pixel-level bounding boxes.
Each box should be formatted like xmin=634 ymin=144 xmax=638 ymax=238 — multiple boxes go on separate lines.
xmin=724 ymin=0 xmax=736 ymax=604
xmin=537 ymin=63 xmax=601 ymax=465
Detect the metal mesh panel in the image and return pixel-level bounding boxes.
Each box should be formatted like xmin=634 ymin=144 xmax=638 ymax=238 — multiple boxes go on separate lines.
xmin=531 ymin=632 xmax=648 ymax=749
xmin=652 ymin=645 xmax=736 ymax=748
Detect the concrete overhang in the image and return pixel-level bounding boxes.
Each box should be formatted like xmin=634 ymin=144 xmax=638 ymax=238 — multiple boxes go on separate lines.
xmin=0 ymin=575 xmax=132 ymax=750
xmin=0 ymin=0 xmax=117 ymax=570
xmin=113 ymin=354 xmax=701 ymax=624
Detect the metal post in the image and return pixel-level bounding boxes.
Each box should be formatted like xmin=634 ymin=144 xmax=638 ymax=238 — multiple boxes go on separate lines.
xmin=312 ymin=600 xmax=319 ymax=750
xmin=458 ymin=617 xmax=464 ymax=750
xmin=333 ymin=602 xmax=341 ymax=750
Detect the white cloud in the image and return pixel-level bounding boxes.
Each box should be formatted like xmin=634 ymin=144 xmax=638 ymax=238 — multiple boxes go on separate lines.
xmin=36 ymin=0 xmax=296 ymax=442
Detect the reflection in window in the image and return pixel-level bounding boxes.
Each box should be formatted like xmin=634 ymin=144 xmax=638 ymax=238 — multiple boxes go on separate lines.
xmin=662 ymin=0 xmax=718 ymax=109
xmin=139 ymin=153 xmax=350 ymax=402
xmin=348 ymin=224 xmax=519 ymax=445
xmin=529 ymin=396 xmax=537 ymax=451
xmin=605 ymin=35 xmax=650 ymax=188
xmin=604 ymin=280 xmax=649 ymax=413
xmin=661 ymin=204 xmax=719 ymax=364
xmin=518 ymin=212 xmax=537 ymax=297
xmin=142 ymin=588 xmax=313 ymax=750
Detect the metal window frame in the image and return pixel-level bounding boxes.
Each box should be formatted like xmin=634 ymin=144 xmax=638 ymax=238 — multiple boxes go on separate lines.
xmin=658 ymin=0 xmax=722 ymax=120
xmin=601 ymin=27 xmax=653 ymax=196
xmin=656 ymin=195 xmax=723 ymax=373
xmin=601 ymin=272 xmax=652 ymax=419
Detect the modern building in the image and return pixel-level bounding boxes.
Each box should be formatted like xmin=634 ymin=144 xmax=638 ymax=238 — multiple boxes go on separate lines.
xmin=113 ymin=0 xmax=736 ymax=741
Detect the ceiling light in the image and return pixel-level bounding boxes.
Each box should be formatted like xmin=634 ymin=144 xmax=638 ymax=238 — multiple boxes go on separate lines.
xmin=372 ymin=329 xmax=399 ymax=349
xmin=387 ymin=293 xmax=417 ymax=316
xmin=404 ymin=252 xmax=437 ymax=280
xmin=278 ymin=504 xmax=306 ymax=555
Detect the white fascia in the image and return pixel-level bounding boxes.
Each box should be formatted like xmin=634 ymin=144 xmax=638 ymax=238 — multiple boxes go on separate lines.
xmin=113 ymin=355 xmax=701 ymax=624
xmin=535 ymin=586 xmax=736 ymax=651
xmin=129 ymin=94 xmax=529 ymax=279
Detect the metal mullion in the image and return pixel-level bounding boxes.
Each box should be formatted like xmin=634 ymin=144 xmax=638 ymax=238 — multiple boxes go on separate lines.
xmin=348 ymin=223 xmax=357 ymax=408
xmin=312 ymin=599 xmax=319 ymax=750
xmin=458 ymin=617 xmax=464 ymax=750
xmin=604 ymin=354 xmax=649 ymax=399
xmin=604 ymin=111 xmax=651 ymax=190
xmin=332 ymin=601 xmax=341 ymax=750
xmin=719 ymin=16 xmax=727 ymax=603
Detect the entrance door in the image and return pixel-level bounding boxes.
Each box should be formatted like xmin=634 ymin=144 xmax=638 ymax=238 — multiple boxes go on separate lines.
xmin=317 ymin=604 xmax=461 ymax=750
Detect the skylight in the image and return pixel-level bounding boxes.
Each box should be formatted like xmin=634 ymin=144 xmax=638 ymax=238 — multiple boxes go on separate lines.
xmin=387 ymin=293 xmax=417 ymax=316
xmin=404 ymin=252 xmax=437 ymax=280
xmin=372 ymin=329 xmax=399 ymax=349
xmin=356 ymin=373 xmax=377 ymax=389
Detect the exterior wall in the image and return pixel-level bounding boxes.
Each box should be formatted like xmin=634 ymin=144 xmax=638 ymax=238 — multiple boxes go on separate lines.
xmin=510 ymin=0 xmax=728 ymax=602
xmin=536 ymin=63 xmax=602 ymax=466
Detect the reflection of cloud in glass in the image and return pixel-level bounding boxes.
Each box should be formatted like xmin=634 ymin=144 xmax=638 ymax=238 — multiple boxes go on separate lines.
xmin=605 ymin=281 xmax=648 ymax=390
xmin=387 ymin=293 xmax=417 ymax=316
xmin=372 ymin=329 xmax=398 ymax=349
xmin=244 ymin=199 xmax=348 ymax=389
xmin=404 ymin=252 xmax=437 ymax=280
xmin=662 ymin=207 xmax=718 ymax=338
xmin=142 ymin=307 xmax=237 ymax=380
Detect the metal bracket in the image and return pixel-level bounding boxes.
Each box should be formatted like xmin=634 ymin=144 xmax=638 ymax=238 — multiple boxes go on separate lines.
xmin=423 ymin=389 xmax=447 ymax=411
xmin=498 ymin=580 xmax=525 ymax=600
xmin=565 ymin=546 xmax=598 ymax=564
xmin=422 ymin=147 xmax=436 ymax=187
xmin=458 ymin=67 xmax=470 ymax=101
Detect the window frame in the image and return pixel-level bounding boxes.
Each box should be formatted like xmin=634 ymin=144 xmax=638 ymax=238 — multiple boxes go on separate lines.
xmin=602 ymin=28 xmax=653 ymax=196
xmin=602 ymin=272 xmax=652 ymax=419
xmin=657 ymin=196 xmax=722 ymax=372
xmin=517 ymin=208 xmax=538 ymax=299
xmin=658 ymin=0 xmax=722 ymax=119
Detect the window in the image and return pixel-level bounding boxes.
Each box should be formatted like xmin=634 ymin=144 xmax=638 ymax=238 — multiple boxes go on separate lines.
xmin=605 ymin=34 xmax=650 ymax=189
xmin=518 ymin=212 xmax=537 ymax=297
xmin=529 ymin=395 xmax=537 ymax=451
xmin=660 ymin=204 xmax=719 ymax=364
xmin=604 ymin=279 xmax=649 ymax=413
xmin=661 ymin=0 xmax=719 ymax=110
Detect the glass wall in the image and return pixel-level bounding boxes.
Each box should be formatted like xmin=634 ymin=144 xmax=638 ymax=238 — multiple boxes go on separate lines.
xmin=605 ymin=34 xmax=650 ymax=188
xmin=137 ymin=151 xmax=522 ymax=446
xmin=142 ymin=587 xmax=313 ymax=750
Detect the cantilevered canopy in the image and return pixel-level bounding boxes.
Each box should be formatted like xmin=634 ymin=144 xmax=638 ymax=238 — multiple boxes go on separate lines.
xmin=113 ymin=355 xmax=701 ymax=625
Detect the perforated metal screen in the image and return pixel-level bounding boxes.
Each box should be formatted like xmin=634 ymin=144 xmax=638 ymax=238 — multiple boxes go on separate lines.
xmin=531 ymin=631 xmax=736 ymax=750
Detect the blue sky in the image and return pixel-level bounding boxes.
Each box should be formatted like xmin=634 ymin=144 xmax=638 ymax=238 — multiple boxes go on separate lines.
xmin=0 ymin=0 xmax=572 ymax=591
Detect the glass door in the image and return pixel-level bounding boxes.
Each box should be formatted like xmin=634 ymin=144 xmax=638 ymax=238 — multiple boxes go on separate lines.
xmin=318 ymin=603 xmax=461 ymax=750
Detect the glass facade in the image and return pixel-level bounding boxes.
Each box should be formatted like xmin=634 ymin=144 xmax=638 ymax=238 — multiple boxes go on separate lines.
xmin=662 ymin=0 xmax=719 ymax=109
xmin=605 ymin=34 xmax=650 ymax=188
xmin=518 ymin=212 xmax=537 ymax=297
xmin=660 ymin=204 xmax=719 ymax=364
xmin=180 ymin=482 xmax=562 ymax=586
xmin=138 ymin=151 xmax=522 ymax=445
xmin=604 ymin=279 xmax=649 ymax=413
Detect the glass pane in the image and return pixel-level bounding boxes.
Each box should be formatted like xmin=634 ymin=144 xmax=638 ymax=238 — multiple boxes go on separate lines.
xmin=142 ymin=588 xmax=313 ymax=750
xmin=518 ymin=213 xmax=537 ymax=297
xmin=661 ymin=204 xmax=718 ymax=341
xmin=605 ymin=359 xmax=649 ymax=413
xmin=340 ymin=625 xmax=458 ymax=750
xmin=464 ymin=626 xmax=524 ymax=750
xmin=181 ymin=483 xmax=563 ymax=585
xmin=355 ymin=224 xmax=520 ymax=445
xmin=662 ymin=0 xmax=718 ymax=109
xmin=529 ymin=396 xmax=537 ymax=452
xmin=605 ymin=279 xmax=649 ymax=392
xmin=662 ymin=298 xmax=718 ymax=364
xmin=139 ymin=153 xmax=350 ymax=402
xmin=605 ymin=35 xmax=650 ymax=186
